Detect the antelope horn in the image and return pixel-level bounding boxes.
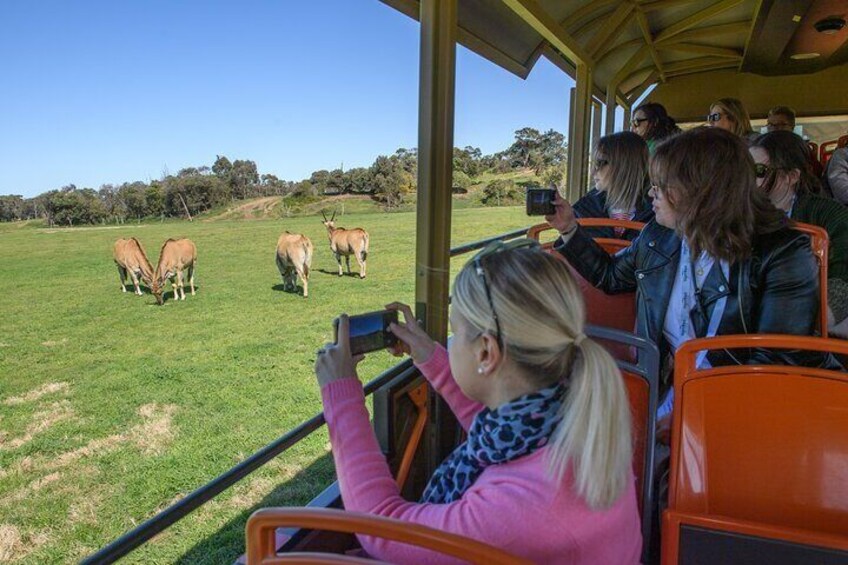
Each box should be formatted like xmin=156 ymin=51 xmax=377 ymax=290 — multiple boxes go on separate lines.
xmin=330 ymin=210 xmax=336 ymax=222
xmin=321 ymin=210 xmax=327 ymax=222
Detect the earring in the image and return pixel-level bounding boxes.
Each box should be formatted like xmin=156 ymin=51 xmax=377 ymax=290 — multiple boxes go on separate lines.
xmin=477 ymin=366 xmax=484 ymax=374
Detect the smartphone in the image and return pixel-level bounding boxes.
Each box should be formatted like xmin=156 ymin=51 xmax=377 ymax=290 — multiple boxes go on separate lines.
xmin=526 ymin=188 xmax=557 ymax=216
xmin=335 ymin=310 xmax=399 ymax=355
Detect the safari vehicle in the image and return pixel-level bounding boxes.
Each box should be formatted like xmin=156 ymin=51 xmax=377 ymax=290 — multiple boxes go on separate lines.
xmin=83 ymin=1 xmax=848 ymax=563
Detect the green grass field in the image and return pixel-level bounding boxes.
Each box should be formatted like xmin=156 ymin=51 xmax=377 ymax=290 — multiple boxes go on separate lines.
xmin=0 ymin=206 xmax=531 ymax=564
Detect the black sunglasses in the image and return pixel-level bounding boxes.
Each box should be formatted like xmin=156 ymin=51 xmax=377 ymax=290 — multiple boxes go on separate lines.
xmin=593 ymin=158 xmax=610 ymax=169
xmin=754 ymin=163 xmax=775 ymax=179
xmin=706 ymin=112 xmax=723 ymax=123
xmin=471 ymin=238 xmax=540 ymax=347
xmin=630 ymin=117 xmax=648 ymax=127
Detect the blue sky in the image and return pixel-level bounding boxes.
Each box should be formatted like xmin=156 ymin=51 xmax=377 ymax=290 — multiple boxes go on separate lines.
xmin=0 ymin=0 xmax=579 ymax=198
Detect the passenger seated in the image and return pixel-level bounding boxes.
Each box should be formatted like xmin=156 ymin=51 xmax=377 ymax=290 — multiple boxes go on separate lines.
xmin=824 ymin=142 xmax=848 ymax=205
xmin=314 ymin=242 xmax=642 ymax=564
xmin=750 ymin=131 xmax=848 ymax=338
xmin=547 ymin=127 xmax=838 ymax=405
xmin=630 ymin=102 xmax=681 ymax=154
xmin=707 ymin=97 xmax=757 ymax=142
xmin=766 ymin=105 xmax=796 ymax=132
xmin=572 ymin=131 xmax=653 ymax=240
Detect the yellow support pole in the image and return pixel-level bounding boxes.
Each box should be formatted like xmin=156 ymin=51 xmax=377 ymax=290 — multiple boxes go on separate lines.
xmin=416 ymin=0 xmax=457 ymax=476
xmin=567 ymin=63 xmax=592 ymax=202
xmin=415 ymin=0 xmax=455 ymax=345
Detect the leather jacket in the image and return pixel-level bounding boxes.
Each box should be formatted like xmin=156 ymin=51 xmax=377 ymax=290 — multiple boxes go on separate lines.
xmin=572 ymin=188 xmax=655 ymax=241
xmin=554 ymin=220 xmax=841 ymax=391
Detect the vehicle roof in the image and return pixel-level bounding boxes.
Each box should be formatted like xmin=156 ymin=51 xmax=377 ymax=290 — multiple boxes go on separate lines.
xmin=381 ymin=0 xmax=848 ymax=120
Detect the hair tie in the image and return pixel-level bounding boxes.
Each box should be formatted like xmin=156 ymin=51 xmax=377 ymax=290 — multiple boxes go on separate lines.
xmin=573 ymin=333 xmax=587 ymax=347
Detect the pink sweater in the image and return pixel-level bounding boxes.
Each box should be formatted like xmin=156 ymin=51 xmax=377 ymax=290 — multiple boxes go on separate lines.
xmin=321 ymin=345 xmax=642 ymax=564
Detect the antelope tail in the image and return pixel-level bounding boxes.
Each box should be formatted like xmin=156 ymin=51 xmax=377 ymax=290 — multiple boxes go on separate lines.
xmin=302 ymin=241 xmax=313 ymax=277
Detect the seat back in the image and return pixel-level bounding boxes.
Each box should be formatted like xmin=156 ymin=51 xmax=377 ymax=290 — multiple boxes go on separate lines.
xmin=246 ymin=507 xmax=531 ymax=565
xmin=527 ymin=220 xmax=643 ymax=344
xmin=668 ymin=335 xmax=848 ymax=536
xmin=793 ymin=222 xmax=829 ymax=337
xmin=820 ymin=137 xmax=847 ymax=167
xmin=585 ymin=325 xmax=659 ymax=564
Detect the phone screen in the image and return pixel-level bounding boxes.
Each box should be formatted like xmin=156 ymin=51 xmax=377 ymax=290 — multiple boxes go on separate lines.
xmin=526 ymin=188 xmax=556 ymax=216
xmin=336 ymin=310 xmax=399 ymax=355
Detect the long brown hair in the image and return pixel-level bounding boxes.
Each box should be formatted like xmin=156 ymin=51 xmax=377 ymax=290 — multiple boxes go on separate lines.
xmin=650 ymin=127 xmax=785 ymax=262
xmin=751 ymin=130 xmax=821 ymax=196
xmin=594 ymin=131 xmax=650 ymax=212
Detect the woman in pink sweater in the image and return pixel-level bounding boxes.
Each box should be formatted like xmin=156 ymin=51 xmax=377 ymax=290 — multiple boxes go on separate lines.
xmin=315 ymin=240 xmax=642 ymax=564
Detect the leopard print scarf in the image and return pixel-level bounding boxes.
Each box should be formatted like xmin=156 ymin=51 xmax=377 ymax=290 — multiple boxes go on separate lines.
xmin=420 ymin=382 xmax=565 ymax=504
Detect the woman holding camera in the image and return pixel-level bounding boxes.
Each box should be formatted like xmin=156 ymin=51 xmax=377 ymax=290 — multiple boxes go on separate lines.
xmin=547 ymin=126 xmax=837 ymax=402
xmin=572 ymin=131 xmax=654 ymax=240
xmin=314 ymin=241 xmax=641 ymax=564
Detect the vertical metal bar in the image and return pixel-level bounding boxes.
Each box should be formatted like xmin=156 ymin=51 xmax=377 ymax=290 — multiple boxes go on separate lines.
xmin=591 ymin=99 xmax=602 ymax=151
xmin=416 ymin=0 xmax=457 ymax=475
xmin=567 ymin=63 xmax=592 ymax=202
xmin=605 ymin=86 xmax=618 ymax=134
xmin=623 ymin=106 xmax=632 ymax=133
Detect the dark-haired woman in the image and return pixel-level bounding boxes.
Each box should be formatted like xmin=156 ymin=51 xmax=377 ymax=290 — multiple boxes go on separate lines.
xmin=750 ymin=131 xmax=848 ymax=338
xmin=572 ymin=132 xmax=654 ymax=240
xmin=546 ymin=127 xmax=840 ymax=400
xmin=630 ymin=102 xmax=680 ymax=154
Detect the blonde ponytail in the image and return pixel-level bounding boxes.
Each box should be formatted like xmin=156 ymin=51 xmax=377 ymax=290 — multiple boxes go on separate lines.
xmin=453 ymin=245 xmax=632 ymax=510
xmin=548 ymin=337 xmax=632 ymax=509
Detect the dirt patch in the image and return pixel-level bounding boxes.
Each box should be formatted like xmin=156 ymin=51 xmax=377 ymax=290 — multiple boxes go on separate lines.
xmin=131 ymin=403 xmax=178 ymax=455
xmin=0 ymin=524 xmax=49 ymax=562
xmin=68 ymin=490 xmax=103 ymax=526
xmin=3 ymin=382 xmax=69 ymax=406
xmin=38 ymin=225 xmax=146 ymax=233
xmin=47 ymin=403 xmax=178 ymax=468
xmin=206 ymin=196 xmax=282 ymax=221
xmin=41 ymin=338 xmax=68 ymax=347
xmin=0 ymin=342 xmax=9 ymax=348
xmin=0 ymin=401 xmax=74 ymax=451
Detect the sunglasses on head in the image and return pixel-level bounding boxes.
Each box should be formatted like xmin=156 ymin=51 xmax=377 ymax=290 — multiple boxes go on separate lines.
xmin=471 ymin=238 xmax=540 ymax=347
xmin=706 ymin=112 xmax=723 ymax=123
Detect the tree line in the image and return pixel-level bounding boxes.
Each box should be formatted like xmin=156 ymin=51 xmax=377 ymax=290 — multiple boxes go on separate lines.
xmin=0 ymin=127 xmax=566 ymax=225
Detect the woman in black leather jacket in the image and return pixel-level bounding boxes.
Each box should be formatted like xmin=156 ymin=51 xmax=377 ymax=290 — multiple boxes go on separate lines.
xmin=546 ymin=127 xmax=838 ymax=396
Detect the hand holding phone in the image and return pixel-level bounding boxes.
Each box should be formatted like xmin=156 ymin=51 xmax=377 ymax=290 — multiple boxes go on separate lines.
xmin=385 ymin=302 xmax=436 ymax=364
xmin=315 ymin=314 xmax=366 ymax=388
xmin=335 ymin=309 xmax=399 ymax=356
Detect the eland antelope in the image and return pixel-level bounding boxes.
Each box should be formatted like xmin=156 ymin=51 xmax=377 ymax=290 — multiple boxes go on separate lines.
xmin=113 ymin=238 xmax=155 ymax=296
xmin=321 ymin=211 xmax=369 ymax=278
xmin=153 ymin=238 xmax=197 ymax=304
xmin=276 ymin=232 xmax=313 ymax=298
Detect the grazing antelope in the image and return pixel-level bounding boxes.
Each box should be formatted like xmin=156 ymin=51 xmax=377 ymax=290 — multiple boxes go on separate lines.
xmin=153 ymin=238 xmax=197 ymax=305
xmin=276 ymin=232 xmax=313 ymax=298
xmin=321 ymin=211 xmax=369 ymax=278
xmin=113 ymin=238 xmax=155 ymax=296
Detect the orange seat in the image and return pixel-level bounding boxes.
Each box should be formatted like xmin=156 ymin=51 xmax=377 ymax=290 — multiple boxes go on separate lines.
xmin=246 ymin=507 xmax=531 ymax=565
xmin=820 ymin=137 xmax=847 ymax=167
xmin=527 ymin=220 xmax=644 ymax=352
xmin=585 ymin=325 xmax=659 ymax=563
xmin=793 ymin=222 xmax=829 ymax=337
xmin=662 ymin=335 xmax=848 ymax=564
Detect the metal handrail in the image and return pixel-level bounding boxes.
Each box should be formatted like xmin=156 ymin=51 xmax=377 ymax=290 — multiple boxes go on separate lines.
xmin=81 ymin=226 xmax=531 ymax=565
